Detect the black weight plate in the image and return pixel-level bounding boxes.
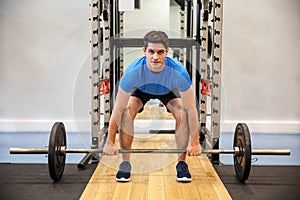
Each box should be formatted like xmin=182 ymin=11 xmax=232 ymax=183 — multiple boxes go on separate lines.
xmin=48 ymin=122 xmax=66 ymax=182
xmin=233 ymin=123 xmax=252 ymax=182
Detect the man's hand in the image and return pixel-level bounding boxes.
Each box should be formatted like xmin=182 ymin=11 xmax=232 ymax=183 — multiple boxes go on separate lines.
xmin=187 ymin=142 xmax=202 ymax=156
xmin=103 ymin=140 xmax=119 ymax=156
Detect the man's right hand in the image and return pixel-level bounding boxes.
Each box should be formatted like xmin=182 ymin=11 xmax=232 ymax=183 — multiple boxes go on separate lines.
xmin=103 ymin=140 xmax=119 ymax=156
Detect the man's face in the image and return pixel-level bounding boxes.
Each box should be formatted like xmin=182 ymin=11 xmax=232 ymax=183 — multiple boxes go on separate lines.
xmin=143 ymin=43 xmax=168 ymax=73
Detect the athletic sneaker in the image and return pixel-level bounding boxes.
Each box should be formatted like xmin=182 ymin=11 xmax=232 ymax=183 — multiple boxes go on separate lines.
xmin=176 ymin=161 xmax=192 ymax=182
xmin=116 ymin=161 xmax=131 ymax=182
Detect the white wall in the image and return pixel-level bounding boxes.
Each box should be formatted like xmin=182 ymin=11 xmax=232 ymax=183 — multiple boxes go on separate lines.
xmin=123 ymin=0 xmax=170 ymax=34
xmin=121 ymin=0 xmax=172 ymax=68
xmin=222 ymin=0 xmax=300 ymax=132
xmin=0 ymin=0 xmax=91 ymax=131
xmin=0 ymin=0 xmax=299 ymax=133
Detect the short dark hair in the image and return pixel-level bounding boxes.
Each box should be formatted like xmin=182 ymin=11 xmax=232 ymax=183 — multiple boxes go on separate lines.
xmin=143 ymin=30 xmax=169 ymax=49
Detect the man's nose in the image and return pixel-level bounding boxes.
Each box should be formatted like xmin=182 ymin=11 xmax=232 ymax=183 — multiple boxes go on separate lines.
xmin=153 ymin=52 xmax=159 ymax=59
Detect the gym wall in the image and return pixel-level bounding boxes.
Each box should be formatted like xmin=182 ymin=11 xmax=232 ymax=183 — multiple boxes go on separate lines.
xmin=0 ymin=0 xmax=299 ymax=133
xmin=221 ymin=0 xmax=300 ymax=132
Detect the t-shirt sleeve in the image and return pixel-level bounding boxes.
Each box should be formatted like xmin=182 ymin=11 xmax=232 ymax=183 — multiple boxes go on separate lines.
xmin=119 ymin=68 xmax=135 ymax=93
xmin=177 ymin=70 xmax=192 ymax=92
xmin=172 ymin=59 xmax=192 ymax=92
xmin=119 ymin=58 xmax=143 ymax=93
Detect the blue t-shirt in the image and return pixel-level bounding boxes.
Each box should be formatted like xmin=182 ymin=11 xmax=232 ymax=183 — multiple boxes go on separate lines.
xmin=119 ymin=56 xmax=192 ymax=95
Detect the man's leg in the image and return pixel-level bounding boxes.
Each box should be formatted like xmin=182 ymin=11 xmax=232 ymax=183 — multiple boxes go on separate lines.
xmin=166 ymin=98 xmax=189 ymax=162
xmin=167 ymin=98 xmax=192 ymax=182
xmin=116 ymin=96 xmax=143 ymax=182
xmin=119 ymin=96 xmax=143 ymax=161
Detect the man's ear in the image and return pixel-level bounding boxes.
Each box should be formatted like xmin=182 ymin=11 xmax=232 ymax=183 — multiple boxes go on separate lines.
xmin=165 ymin=48 xmax=169 ymax=55
xmin=143 ymin=47 xmax=146 ymax=55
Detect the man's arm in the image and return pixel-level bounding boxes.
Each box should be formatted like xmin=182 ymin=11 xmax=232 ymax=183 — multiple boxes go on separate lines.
xmin=103 ymin=87 xmax=131 ymax=155
xmin=180 ymin=86 xmax=201 ymax=156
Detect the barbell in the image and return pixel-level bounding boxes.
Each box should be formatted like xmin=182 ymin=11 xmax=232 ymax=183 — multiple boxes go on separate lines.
xmin=10 ymin=122 xmax=291 ymax=182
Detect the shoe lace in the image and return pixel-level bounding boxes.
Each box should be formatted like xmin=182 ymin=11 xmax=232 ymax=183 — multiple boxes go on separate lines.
xmin=178 ymin=162 xmax=188 ymax=172
xmin=120 ymin=161 xmax=131 ymax=172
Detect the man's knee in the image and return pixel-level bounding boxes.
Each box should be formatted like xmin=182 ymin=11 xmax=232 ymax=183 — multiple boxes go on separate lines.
xmin=173 ymin=108 xmax=188 ymax=124
xmin=167 ymin=100 xmax=186 ymax=120
xmin=125 ymin=97 xmax=144 ymax=118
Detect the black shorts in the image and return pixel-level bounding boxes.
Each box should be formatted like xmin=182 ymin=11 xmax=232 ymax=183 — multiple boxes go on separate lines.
xmin=131 ymin=88 xmax=181 ymax=113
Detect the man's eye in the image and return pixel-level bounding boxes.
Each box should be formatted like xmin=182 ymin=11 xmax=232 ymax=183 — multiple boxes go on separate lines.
xmin=158 ymin=50 xmax=165 ymax=55
xmin=148 ymin=50 xmax=154 ymax=54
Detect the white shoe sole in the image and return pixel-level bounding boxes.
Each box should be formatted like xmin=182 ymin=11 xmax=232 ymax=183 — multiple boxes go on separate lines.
xmin=177 ymin=177 xmax=192 ymax=182
xmin=116 ymin=177 xmax=130 ymax=182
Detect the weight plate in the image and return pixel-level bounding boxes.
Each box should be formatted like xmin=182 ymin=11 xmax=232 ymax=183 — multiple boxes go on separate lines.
xmin=233 ymin=123 xmax=252 ymax=182
xmin=48 ymin=122 xmax=66 ymax=182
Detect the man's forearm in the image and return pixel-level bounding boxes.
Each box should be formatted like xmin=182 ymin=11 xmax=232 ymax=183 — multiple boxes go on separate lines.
xmin=107 ymin=107 xmax=125 ymax=143
xmin=188 ymin=109 xmax=200 ymax=145
xmin=107 ymin=116 xmax=118 ymax=144
xmin=106 ymin=88 xmax=131 ymax=144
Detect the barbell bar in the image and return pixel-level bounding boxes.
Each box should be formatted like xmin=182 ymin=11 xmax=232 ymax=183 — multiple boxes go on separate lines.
xmin=9 ymin=122 xmax=291 ymax=183
xmin=10 ymin=147 xmax=291 ymax=156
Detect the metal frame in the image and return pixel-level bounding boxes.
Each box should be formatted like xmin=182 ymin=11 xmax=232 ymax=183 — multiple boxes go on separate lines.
xmin=102 ymin=0 xmax=111 ymax=129
xmin=200 ymin=0 xmax=209 ymax=135
xmin=90 ymin=0 xmax=101 ymax=149
xmin=111 ymin=38 xmax=196 ymax=48
xmin=210 ymin=0 xmax=223 ymax=163
xmin=179 ymin=6 xmax=186 ymax=64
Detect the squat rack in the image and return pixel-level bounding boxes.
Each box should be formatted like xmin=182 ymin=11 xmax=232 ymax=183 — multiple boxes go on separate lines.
xmin=89 ymin=0 xmax=224 ymax=164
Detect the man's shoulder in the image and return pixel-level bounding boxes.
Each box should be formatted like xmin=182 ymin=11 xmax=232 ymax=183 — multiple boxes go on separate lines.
xmin=165 ymin=57 xmax=185 ymax=71
xmin=123 ymin=56 xmax=146 ymax=74
xmin=129 ymin=56 xmax=146 ymax=67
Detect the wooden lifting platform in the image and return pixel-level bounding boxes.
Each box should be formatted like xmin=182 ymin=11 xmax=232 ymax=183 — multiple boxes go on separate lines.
xmin=80 ymin=134 xmax=232 ymax=200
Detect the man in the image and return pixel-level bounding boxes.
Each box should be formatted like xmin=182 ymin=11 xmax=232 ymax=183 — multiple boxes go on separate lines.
xmin=103 ymin=30 xmax=201 ymax=182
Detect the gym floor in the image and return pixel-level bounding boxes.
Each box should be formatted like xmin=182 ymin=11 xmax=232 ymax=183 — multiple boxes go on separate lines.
xmin=0 ymin=164 xmax=299 ymax=199
xmin=0 ymin=132 xmax=300 ymax=199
